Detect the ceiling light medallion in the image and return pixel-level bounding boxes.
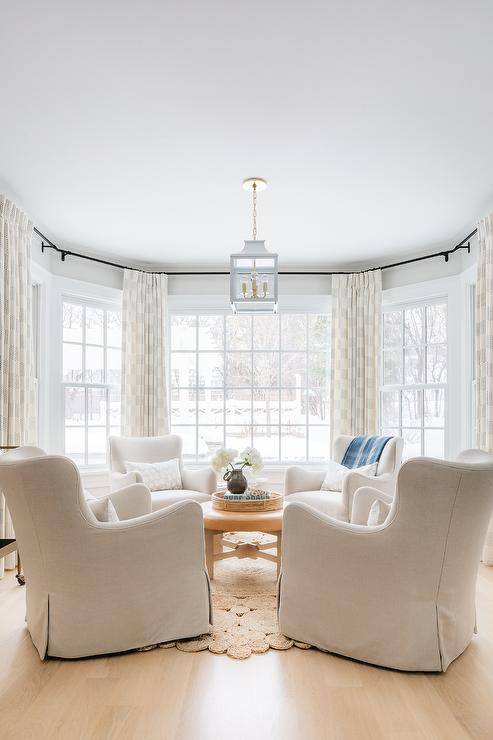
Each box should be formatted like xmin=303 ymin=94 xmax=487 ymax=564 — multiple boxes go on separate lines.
xmin=230 ymin=178 xmax=278 ymax=314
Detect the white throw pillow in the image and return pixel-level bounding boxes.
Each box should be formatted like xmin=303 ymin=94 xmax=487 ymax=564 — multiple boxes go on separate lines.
xmin=321 ymin=461 xmax=377 ymax=492
xmin=89 ymin=497 xmax=120 ymax=523
xmin=124 ymin=458 xmax=182 ymax=492
xmin=367 ymin=498 xmax=391 ymax=526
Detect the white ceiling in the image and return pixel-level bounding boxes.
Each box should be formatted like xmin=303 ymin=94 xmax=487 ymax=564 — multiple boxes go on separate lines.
xmin=1 ymin=1 xmax=492 ymax=268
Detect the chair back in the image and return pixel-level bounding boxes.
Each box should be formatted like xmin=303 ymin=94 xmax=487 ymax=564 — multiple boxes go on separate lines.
xmin=109 ymin=434 xmax=183 ymax=473
xmin=0 ymin=445 xmax=46 ymax=460
xmin=332 ymin=434 xmax=403 ymax=475
xmin=456 ymin=448 xmax=493 ymax=464
xmin=387 ymin=455 xmax=493 ymax=649
xmin=0 ymin=449 xmax=94 ymax=586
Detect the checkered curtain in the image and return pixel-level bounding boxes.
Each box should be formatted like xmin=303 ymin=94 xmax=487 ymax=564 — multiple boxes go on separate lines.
xmin=475 ymin=213 xmax=493 ymax=565
xmin=330 ymin=270 xmax=382 ymax=444
xmin=0 ymin=195 xmax=37 ymax=576
xmin=121 ymin=269 xmax=169 ymax=437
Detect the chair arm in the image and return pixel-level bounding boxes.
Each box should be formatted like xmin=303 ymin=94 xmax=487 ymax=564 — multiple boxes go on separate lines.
xmin=284 ymin=466 xmax=326 ymax=495
xmin=342 ymin=471 xmax=395 ymax=520
xmin=71 ymin=501 xmax=211 ymax=649
xmin=110 ymin=470 xmax=143 ymax=492
xmin=278 ymin=503 xmax=445 ymax=671
xmin=281 ymin=502 xmax=393 ymax=583
xmin=279 ymin=504 xmax=395 ymax=648
xmin=82 ymin=501 xmax=208 ymax=572
xmin=280 ymin=503 xmax=395 ymax=605
xmin=181 ymin=466 xmax=216 ymax=494
xmin=350 ymin=486 xmax=394 ymax=525
xmin=107 ymin=483 xmax=152 ymax=520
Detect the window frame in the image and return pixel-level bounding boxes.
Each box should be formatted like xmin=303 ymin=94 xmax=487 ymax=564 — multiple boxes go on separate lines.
xmin=168 ymin=307 xmax=331 ymax=466
xmin=61 ymin=294 xmax=122 ymax=468
xmin=379 ymin=296 xmax=448 ymax=459
xmin=465 ymin=281 xmax=476 ymax=449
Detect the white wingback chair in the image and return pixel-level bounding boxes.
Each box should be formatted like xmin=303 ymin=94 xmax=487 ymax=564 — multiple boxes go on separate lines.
xmin=109 ymin=434 xmax=216 ymax=511
xmin=279 ymin=455 xmax=493 ymax=672
xmin=284 ymin=435 xmax=403 ymax=521
xmin=0 ymin=445 xmax=154 ymax=522
xmin=0 ymin=448 xmax=211 ymax=659
xmin=456 ymin=448 xmax=493 ymax=465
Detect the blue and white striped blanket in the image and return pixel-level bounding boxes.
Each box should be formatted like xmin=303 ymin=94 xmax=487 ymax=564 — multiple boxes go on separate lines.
xmin=341 ymin=435 xmax=392 ymax=469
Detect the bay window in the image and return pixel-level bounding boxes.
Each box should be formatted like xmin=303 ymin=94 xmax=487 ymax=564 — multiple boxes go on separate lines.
xmin=62 ymin=299 xmax=122 ymax=465
xmin=380 ymin=300 xmax=447 ymax=459
xmin=169 ymin=312 xmax=330 ymax=464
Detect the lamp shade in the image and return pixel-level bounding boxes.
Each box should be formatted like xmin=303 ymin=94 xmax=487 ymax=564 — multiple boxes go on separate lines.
xmin=230 ymin=240 xmax=278 ymax=314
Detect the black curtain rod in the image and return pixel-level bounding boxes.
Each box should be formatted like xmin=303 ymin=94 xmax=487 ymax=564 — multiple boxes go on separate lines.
xmin=34 ymin=226 xmax=477 ymax=276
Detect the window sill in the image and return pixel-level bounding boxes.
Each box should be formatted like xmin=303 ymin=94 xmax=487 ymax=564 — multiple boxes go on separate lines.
xmin=79 ymin=462 xmax=329 ymax=476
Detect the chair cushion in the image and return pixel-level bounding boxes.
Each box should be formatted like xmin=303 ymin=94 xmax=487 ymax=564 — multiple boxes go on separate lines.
xmin=87 ymin=497 xmax=119 ymax=523
xmin=320 ymin=461 xmax=377 ymax=492
xmin=124 ymin=458 xmax=182 ymax=492
xmin=151 ymin=489 xmax=211 ymax=511
xmin=367 ymin=498 xmax=391 ymax=526
xmin=285 ymin=491 xmax=346 ymax=520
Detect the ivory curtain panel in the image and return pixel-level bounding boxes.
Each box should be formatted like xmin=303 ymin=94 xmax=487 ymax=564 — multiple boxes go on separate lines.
xmin=0 ymin=195 xmax=37 ymax=576
xmin=121 ymin=269 xmax=169 ymax=437
xmin=330 ymin=270 xmax=382 ymax=442
xmin=475 ymin=212 xmax=493 ymax=565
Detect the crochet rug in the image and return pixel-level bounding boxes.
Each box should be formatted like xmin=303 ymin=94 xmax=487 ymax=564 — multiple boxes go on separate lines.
xmin=141 ymin=532 xmax=311 ymax=660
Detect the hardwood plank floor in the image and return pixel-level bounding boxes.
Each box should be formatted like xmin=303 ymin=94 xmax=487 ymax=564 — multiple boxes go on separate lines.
xmin=1 ymin=565 xmax=493 ymax=740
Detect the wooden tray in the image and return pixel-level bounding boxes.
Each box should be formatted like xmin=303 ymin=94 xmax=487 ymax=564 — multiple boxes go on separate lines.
xmin=212 ymin=490 xmax=283 ymax=512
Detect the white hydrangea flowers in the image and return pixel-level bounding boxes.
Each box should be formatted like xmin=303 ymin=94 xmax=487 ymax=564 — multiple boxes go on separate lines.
xmin=211 ymin=447 xmax=237 ymax=474
xmin=210 ymin=446 xmax=264 ymax=474
xmin=239 ymin=446 xmax=264 ymax=472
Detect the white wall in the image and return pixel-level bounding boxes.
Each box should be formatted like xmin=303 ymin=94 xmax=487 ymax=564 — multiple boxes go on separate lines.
xmin=31 ymin=231 xmax=478 ymax=296
xmin=382 ymin=236 xmax=478 ymax=289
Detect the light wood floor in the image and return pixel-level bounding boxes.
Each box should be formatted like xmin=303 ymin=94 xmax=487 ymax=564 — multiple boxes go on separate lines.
xmin=1 ymin=565 xmax=493 ymax=740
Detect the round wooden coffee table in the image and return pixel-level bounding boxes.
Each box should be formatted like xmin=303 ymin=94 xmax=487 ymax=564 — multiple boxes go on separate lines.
xmin=201 ymin=501 xmax=283 ymax=580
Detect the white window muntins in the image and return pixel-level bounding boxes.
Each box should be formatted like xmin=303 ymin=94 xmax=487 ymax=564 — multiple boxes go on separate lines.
xmin=169 ymin=311 xmax=330 ymax=464
xmin=62 ymin=298 xmax=122 ymax=466
xmin=380 ymin=298 xmax=447 ymax=460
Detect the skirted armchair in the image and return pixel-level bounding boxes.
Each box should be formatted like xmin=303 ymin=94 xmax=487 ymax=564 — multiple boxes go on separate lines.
xmin=109 ymin=434 xmax=216 ymax=511
xmin=0 ymin=448 xmax=211 ymax=659
xmin=279 ymin=454 xmax=493 ymax=672
xmin=284 ymin=434 xmax=403 ymax=521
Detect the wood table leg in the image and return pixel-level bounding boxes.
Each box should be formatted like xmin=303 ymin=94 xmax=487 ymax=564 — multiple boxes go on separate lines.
xmin=213 ymin=533 xmax=223 ymax=555
xmin=205 ymin=529 xmax=215 ymax=580
xmin=16 ymin=551 xmax=25 ymax=585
